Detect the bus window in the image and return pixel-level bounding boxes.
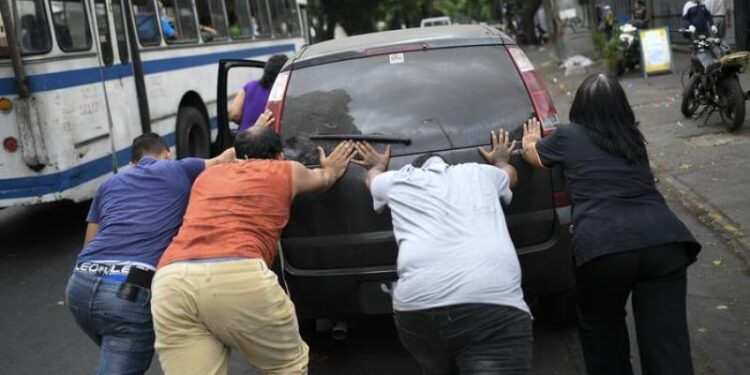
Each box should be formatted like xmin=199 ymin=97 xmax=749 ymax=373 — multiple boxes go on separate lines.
xmin=111 ymin=0 xmax=128 ymax=62
xmin=131 ymin=0 xmax=160 ymax=46
xmin=195 ymin=0 xmax=227 ymax=42
xmin=269 ymin=0 xmax=298 ymax=36
xmin=94 ymin=0 xmax=113 ymax=64
xmin=15 ymin=0 xmax=52 ymax=54
xmin=1 ymin=14 xmax=8 ymax=57
xmin=226 ymin=0 xmax=252 ymax=38
xmin=49 ymin=0 xmax=93 ymax=52
xmin=158 ymin=0 xmax=198 ymax=43
xmin=249 ymin=0 xmax=270 ymax=38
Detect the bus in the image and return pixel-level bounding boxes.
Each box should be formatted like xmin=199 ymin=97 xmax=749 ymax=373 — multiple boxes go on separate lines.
xmin=0 ymin=0 xmax=306 ymax=208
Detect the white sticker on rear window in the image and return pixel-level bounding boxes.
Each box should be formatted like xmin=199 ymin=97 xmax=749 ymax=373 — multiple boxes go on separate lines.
xmin=389 ymin=53 xmax=405 ymax=64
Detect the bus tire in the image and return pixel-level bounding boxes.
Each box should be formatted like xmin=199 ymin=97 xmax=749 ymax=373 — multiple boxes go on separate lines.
xmin=176 ymin=106 xmax=210 ymax=159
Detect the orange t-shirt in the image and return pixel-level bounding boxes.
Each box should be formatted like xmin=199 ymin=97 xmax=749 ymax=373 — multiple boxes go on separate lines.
xmin=158 ymin=159 xmax=292 ymax=268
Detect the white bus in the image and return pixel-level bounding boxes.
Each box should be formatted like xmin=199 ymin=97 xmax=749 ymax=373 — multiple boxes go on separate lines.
xmin=0 ymin=0 xmax=306 ymax=207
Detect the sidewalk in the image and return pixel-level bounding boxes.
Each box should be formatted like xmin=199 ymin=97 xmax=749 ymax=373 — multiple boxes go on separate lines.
xmin=524 ymin=44 xmax=750 ymax=252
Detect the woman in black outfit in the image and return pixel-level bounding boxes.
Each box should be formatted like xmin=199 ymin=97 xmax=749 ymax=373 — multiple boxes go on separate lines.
xmin=522 ymin=73 xmax=701 ymax=375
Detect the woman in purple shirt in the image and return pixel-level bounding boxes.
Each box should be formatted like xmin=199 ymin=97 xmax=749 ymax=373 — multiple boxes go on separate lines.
xmin=229 ymin=54 xmax=289 ymax=132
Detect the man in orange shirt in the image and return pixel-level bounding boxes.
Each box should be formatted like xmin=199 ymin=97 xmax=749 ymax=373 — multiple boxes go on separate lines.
xmin=150 ymin=126 xmax=354 ymax=375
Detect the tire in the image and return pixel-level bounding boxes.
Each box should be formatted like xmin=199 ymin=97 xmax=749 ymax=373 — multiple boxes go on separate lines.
xmin=718 ymin=76 xmax=746 ymax=132
xmin=176 ymin=106 xmax=210 ymax=159
xmin=681 ymin=74 xmax=701 ymax=118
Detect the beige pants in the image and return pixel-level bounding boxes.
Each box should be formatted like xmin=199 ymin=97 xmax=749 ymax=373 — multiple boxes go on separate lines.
xmin=151 ymin=259 xmax=309 ymax=375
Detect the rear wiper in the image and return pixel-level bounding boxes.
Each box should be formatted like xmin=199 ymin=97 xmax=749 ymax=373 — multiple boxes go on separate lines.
xmin=309 ymin=134 xmax=412 ymax=145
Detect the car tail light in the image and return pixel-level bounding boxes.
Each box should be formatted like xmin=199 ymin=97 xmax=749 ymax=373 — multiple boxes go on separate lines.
xmin=507 ymin=46 xmax=559 ymax=136
xmin=265 ymin=71 xmax=291 ymax=133
xmin=553 ymin=191 xmax=569 ymax=207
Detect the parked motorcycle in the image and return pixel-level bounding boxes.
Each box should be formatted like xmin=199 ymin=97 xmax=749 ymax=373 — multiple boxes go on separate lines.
xmin=680 ymin=29 xmax=750 ymax=131
xmin=616 ymin=23 xmax=640 ymax=76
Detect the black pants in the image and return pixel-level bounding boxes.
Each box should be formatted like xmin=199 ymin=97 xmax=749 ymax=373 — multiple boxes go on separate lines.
xmin=394 ymin=304 xmax=532 ymax=375
xmin=576 ymin=243 xmax=694 ymax=375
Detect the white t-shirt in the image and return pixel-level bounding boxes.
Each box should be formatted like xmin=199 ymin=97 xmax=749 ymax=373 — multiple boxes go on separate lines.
xmin=370 ymin=157 xmax=529 ymax=314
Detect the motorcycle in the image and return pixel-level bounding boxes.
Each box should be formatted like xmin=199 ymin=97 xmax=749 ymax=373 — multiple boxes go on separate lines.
xmin=616 ymin=23 xmax=640 ymax=76
xmin=680 ymin=29 xmax=750 ymax=131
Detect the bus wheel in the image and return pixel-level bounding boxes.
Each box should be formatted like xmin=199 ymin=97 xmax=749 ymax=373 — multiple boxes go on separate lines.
xmin=176 ymin=106 xmax=210 ymax=159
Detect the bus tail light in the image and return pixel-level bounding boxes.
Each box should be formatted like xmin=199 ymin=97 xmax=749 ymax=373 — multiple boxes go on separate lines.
xmin=265 ymin=71 xmax=291 ymax=133
xmin=507 ymin=46 xmax=559 ymax=136
xmin=0 ymin=97 xmax=12 ymax=112
xmin=3 ymin=137 xmax=19 ymax=153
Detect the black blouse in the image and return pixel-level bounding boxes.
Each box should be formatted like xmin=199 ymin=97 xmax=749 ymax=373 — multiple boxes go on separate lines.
xmin=536 ymin=123 xmax=701 ymax=266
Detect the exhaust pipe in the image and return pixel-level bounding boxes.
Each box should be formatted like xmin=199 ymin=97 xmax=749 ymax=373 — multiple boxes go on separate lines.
xmin=330 ymin=320 xmax=348 ymax=341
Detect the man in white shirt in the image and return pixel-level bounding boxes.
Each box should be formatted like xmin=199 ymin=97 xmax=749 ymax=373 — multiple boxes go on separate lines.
xmin=705 ymin=0 xmax=733 ymax=38
xmin=353 ymin=130 xmax=532 ymax=375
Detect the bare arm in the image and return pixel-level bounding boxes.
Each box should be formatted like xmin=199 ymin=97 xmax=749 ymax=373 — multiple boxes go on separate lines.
xmin=228 ymin=89 xmax=246 ymax=123
xmin=478 ymin=129 xmax=519 ymax=188
xmin=291 ymin=141 xmax=355 ymax=196
xmin=204 ymin=147 xmax=236 ymax=169
xmin=83 ymin=223 xmax=99 ymax=246
xmin=352 ymin=142 xmax=392 ymax=190
xmin=521 ymin=118 xmax=547 ymax=170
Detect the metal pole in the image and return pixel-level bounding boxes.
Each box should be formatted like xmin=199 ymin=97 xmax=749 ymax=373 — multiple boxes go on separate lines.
xmin=0 ymin=0 xmax=30 ymax=98
xmin=122 ymin=0 xmax=151 ymax=134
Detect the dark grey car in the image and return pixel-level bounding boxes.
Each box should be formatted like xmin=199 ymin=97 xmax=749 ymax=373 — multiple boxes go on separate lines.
xmin=217 ymin=25 xmax=575 ymax=321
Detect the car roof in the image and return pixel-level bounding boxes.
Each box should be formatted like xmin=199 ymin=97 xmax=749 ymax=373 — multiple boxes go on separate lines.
xmin=290 ymin=25 xmax=514 ymax=69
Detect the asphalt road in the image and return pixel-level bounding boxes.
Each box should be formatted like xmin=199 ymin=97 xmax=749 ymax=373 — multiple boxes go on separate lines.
xmin=1 ymin=190 xmax=748 ymax=374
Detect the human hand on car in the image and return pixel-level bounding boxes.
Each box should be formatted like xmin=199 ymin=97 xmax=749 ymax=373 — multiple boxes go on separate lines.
xmin=353 ymin=142 xmax=391 ymax=172
xmin=319 ymin=141 xmax=355 ymax=179
xmin=522 ymin=118 xmax=543 ymax=151
xmin=254 ymin=110 xmax=275 ymax=128
xmin=478 ymin=129 xmax=516 ymax=166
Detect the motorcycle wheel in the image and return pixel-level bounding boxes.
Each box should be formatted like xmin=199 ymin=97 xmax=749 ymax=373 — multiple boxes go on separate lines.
xmin=718 ymin=76 xmax=746 ymax=132
xmin=681 ymin=74 xmax=701 ymax=118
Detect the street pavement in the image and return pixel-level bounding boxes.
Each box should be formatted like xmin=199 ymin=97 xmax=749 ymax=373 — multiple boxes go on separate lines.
xmin=1 ymin=44 xmax=750 ymax=374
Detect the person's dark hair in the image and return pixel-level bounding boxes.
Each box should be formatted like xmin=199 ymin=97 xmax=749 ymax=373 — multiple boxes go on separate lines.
xmin=131 ymin=133 xmax=168 ymax=163
xmin=259 ymin=54 xmax=289 ymax=89
xmin=569 ymin=73 xmax=646 ymax=164
xmin=411 ymin=153 xmax=444 ymax=168
xmin=234 ymin=127 xmax=283 ymax=160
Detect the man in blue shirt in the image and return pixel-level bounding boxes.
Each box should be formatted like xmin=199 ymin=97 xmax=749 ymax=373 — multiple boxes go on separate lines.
xmin=65 ymin=133 xmax=235 ymax=374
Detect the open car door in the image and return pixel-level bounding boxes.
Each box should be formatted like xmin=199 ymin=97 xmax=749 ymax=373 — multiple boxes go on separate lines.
xmin=215 ymin=59 xmax=266 ymax=153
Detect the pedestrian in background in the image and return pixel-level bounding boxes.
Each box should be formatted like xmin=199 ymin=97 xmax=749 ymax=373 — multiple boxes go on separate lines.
xmin=354 ymin=132 xmax=533 ymax=374
xmin=705 ymin=0 xmax=733 ymax=39
xmin=632 ymin=0 xmax=649 ymax=29
xmin=65 ymin=133 xmax=236 ymax=374
xmin=683 ymin=0 xmax=718 ymax=36
xmin=228 ymin=54 xmax=289 ymax=132
xmin=601 ymin=5 xmax=616 ymax=39
xmin=150 ymin=128 xmax=354 ymax=375
xmin=522 ymin=73 xmax=701 ymax=375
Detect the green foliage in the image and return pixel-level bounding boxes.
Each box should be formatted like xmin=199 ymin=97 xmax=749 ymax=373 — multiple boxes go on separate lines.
xmin=591 ymin=30 xmax=622 ymax=71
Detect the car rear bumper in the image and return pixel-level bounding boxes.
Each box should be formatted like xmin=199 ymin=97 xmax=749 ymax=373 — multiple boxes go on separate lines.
xmin=279 ymin=207 xmax=574 ymax=319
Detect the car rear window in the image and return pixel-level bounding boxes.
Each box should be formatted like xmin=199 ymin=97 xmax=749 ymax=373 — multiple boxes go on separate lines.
xmin=281 ymin=45 xmax=534 ymax=165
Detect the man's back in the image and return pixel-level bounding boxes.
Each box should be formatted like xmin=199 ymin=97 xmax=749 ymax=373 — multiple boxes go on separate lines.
xmin=371 ymin=158 xmax=528 ymax=314
xmin=78 ymin=157 xmax=203 ymax=267
xmin=158 ymin=159 xmax=293 ymax=268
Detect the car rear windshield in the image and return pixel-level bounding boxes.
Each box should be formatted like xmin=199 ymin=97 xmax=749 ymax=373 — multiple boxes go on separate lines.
xmin=280 ymin=45 xmax=534 ymax=165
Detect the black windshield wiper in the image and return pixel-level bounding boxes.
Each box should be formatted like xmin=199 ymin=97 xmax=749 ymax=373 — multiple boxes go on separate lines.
xmin=309 ymin=134 xmax=412 ymax=145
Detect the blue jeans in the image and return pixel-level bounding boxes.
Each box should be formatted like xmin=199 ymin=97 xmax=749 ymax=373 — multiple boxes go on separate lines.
xmin=66 ymin=272 xmax=155 ymax=375
xmin=395 ymin=304 xmax=533 ymax=375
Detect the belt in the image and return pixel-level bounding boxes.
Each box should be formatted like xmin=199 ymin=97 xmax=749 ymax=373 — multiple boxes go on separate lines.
xmin=75 ymin=261 xmax=155 ymax=289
